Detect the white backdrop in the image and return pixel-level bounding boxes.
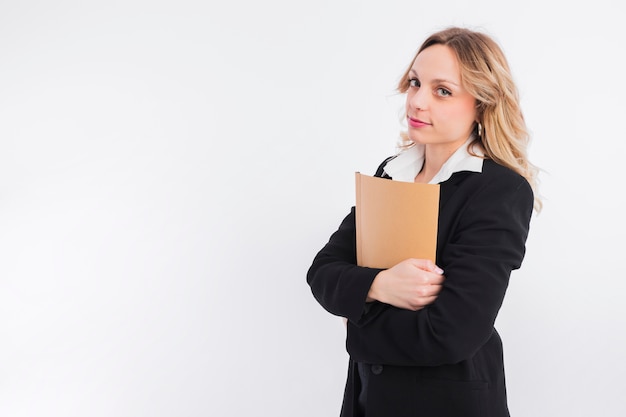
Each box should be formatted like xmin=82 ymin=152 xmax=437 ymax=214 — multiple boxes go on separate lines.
xmin=1 ymin=1 xmax=625 ymax=416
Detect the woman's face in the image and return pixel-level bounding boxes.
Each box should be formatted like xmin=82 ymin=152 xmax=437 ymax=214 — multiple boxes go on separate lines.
xmin=405 ymin=44 xmax=477 ymax=152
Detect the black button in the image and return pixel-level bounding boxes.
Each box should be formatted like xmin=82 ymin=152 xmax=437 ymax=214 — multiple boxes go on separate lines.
xmin=371 ymin=365 xmax=383 ymax=375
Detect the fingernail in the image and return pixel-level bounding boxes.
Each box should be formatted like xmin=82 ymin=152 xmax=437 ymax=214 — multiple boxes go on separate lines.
xmin=435 ymin=267 xmax=444 ymax=274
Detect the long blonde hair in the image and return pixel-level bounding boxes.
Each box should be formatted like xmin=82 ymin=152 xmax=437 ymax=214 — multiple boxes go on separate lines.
xmin=398 ymin=27 xmax=542 ymax=211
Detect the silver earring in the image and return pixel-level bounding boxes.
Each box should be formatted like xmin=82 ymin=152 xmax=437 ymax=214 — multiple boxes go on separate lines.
xmin=477 ymin=122 xmax=483 ymax=138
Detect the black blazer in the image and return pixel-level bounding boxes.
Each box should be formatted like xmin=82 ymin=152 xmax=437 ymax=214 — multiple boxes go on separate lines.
xmin=307 ymin=158 xmax=534 ymax=417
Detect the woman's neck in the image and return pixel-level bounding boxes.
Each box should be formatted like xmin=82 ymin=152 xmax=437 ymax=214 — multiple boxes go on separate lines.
xmin=414 ymin=141 xmax=465 ymax=183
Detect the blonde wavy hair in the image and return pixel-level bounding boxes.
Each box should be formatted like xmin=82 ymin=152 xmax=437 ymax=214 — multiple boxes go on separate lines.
xmin=397 ymin=27 xmax=542 ymax=211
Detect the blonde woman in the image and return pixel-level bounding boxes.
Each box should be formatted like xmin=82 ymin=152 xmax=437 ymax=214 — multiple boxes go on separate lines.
xmin=307 ymin=27 xmax=540 ymax=417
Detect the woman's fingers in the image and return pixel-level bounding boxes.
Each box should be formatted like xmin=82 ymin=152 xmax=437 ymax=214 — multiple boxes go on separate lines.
xmin=406 ymin=258 xmax=444 ymax=275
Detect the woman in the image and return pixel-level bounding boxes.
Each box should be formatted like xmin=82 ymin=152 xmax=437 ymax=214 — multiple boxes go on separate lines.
xmin=307 ymin=27 xmax=540 ymax=417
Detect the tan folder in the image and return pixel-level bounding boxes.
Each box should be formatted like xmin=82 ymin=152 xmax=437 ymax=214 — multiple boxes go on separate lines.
xmin=355 ymin=173 xmax=440 ymax=268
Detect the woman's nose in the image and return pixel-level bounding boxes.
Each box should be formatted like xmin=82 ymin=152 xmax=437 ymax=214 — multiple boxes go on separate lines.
xmin=408 ymin=88 xmax=428 ymax=110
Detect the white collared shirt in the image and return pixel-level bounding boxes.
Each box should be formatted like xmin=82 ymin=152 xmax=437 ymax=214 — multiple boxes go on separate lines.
xmin=382 ymin=136 xmax=484 ymax=184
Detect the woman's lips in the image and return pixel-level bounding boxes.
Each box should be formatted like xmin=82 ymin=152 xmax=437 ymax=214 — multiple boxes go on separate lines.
xmin=408 ymin=117 xmax=431 ymax=128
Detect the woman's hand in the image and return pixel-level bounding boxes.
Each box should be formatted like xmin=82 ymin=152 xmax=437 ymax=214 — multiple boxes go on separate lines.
xmin=366 ymin=259 xmax=445 ymax=311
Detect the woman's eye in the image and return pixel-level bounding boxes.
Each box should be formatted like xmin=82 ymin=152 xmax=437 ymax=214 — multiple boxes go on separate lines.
xmin=408 ymin=78 xmax=420 ymax=88
xmin=436 ymin=87 xmax=452 ymax=97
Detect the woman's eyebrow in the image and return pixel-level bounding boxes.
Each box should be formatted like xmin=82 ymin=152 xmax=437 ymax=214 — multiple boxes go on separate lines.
xmin=409 ymin=70 xmax=459 ymax=87
xmin=432 ymin=78 xmax=459 ymax=87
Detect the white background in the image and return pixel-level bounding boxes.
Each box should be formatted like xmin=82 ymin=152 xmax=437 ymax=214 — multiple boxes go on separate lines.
xmin=1 ymin=1 xmax=625 ymax=416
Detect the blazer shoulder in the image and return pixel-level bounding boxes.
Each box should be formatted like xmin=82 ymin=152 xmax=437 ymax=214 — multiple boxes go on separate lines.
xmin=446 ymin=159 xmax=533 ymax=209
xmin=480 ymin=159 xmax=530 ymax=189
xmin=461 ymin=160 xmax=535 ymax=219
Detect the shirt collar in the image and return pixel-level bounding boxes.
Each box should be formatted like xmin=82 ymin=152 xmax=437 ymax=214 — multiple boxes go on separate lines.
xmin=383 ymin=135 xmax=484 ymax=184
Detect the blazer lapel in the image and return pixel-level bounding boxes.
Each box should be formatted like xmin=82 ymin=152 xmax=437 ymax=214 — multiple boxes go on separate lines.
xmin=438 ymin=171 xmax=472 ymax=209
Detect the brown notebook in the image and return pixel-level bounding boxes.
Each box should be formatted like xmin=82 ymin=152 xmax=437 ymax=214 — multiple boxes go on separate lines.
xmin=355 ymin=172 xmax=440 ymax=268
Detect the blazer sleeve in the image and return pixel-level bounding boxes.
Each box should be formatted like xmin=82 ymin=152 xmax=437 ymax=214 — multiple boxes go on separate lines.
xmin=306 ymin=157 xmax=394 ymax=324
xmin=345 ymin=170 xmax=534 ymax=366
xmin=306 ymin=208 xmax=385 ymax=323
